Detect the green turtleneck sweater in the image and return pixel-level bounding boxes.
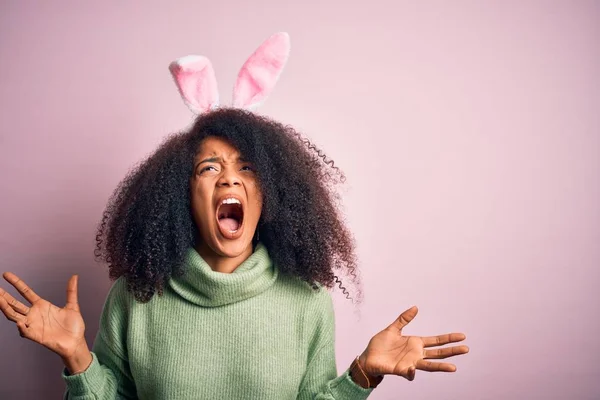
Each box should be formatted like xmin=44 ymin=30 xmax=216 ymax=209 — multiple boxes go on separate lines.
xmin=62 ymin=244 xmax=373 ymax=399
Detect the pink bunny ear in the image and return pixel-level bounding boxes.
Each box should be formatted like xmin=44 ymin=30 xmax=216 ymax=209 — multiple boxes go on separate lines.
xmin=232 ymin=32 xmax=291 ymax=109
xmin=169 ymin=55 xmax=219 ymax=114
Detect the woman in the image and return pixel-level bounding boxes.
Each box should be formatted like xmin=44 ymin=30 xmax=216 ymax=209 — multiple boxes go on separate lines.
xmin=0 ymin=34 xmax=468 ymax=399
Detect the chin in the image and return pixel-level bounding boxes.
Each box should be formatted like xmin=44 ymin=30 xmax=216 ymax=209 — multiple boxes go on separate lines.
xmin=211 ymin=236 xmax=254 ymax=258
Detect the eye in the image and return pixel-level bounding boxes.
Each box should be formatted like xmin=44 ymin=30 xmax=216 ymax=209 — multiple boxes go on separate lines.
xmin=199 ymin=165 xmax=218 ymax=174
xmin=240 ymin=165 xmax=255 ymax=172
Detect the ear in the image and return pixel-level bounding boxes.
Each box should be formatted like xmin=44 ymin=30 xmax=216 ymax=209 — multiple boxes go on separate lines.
xmin=232 ymin=32 xmax=291 ymax=109
xmin=169 ymin=55 xmax=219 ymax=114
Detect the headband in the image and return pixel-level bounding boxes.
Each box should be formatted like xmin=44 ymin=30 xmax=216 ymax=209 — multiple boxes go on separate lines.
xmin=169 ymin=32 xmax=291 ymax=114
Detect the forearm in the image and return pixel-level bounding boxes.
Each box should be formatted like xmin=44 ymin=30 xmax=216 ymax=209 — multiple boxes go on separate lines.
xmin=298 ymin=368 xmax=373 ymax=400
xmin=62 ymin=352 xmax=122 ymax=400
xmin=62 ymin=277 xmax=136 ymax=399
xmin=348 ymin=356 xmax=384 ymax=390
xmin=61 ymin=334 xmax=136 ymax=399
xmin=62 ymin=340 xmax=93 ymax=375
xmin=298 ymin=348 xmax=375 ymax=400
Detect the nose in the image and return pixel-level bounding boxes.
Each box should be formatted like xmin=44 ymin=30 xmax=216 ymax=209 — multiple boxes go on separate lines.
xmin=217 ymin=168 xmax=241 ymax=187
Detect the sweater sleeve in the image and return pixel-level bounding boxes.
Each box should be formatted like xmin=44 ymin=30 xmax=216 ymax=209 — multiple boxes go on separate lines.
xmin=62 ymin=278 xmax=137 ymax=399
xmin=297 ymin=289 xmax=373 ymax=400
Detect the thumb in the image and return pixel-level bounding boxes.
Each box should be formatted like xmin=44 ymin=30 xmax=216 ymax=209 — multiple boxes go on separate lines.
xmin=64 ymin=275 xmax=80 ymax=312
xmin=389 ymin=305 xmax=418 ymax=332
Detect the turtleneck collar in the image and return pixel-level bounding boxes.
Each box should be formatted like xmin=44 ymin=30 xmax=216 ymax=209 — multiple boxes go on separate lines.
xmin=167 ymin=243 xmax=278 ymax=307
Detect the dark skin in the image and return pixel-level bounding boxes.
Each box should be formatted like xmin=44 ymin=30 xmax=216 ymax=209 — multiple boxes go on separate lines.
xmin=1 ymin=137 xmax=468 ymax=384
xmin=191 ymin=137 xmax=263 ymax=273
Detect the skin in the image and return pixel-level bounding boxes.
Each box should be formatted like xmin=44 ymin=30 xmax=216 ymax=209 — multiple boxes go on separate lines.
xmin=0 ymin=137 xmax=469 ymax=384
xmin=191 ymin=137 xmax=263 ymax=273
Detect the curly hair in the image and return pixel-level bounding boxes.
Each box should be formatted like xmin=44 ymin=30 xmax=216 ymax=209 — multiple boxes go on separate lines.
xmin=95 ymin=108 xmax=360 ymax=303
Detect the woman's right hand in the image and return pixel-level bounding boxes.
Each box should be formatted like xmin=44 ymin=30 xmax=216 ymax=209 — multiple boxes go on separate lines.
xmin=0 ymin=272 xmax=88 ymax=363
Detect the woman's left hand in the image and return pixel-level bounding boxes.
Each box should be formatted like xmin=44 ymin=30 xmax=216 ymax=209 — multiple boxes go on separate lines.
xmin=359 ymin=306 xmax=469 ymax=381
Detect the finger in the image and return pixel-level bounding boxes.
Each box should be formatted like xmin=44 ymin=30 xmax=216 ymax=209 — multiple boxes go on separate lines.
xmin=0 ymin=295 xmax=25 ymax=323
xmin=424 ymin=345 xmax=470 ymax=359
xmin=0 ymin=287 xmax=31 ymax=315
xmin=2 ymin=272 xmax=41 ymax=304
xmin=16 ymin=320 xmax=31 ymax=339
xmin=389 ymin=306 xmax=418 ymax=331
xmin=416 ymin=360 xmax=457 ymax=372
xmin=422 ymin=333 xmax=466 ymax=348
xmin=64 ymin=275 xmax=80 ymax=312
xmin=407 ymin=366 xmax=416 ymax=381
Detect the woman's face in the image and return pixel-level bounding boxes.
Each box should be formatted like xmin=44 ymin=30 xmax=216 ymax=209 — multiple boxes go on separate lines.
xmin=190 ymin=136 xmax=263 ymax=258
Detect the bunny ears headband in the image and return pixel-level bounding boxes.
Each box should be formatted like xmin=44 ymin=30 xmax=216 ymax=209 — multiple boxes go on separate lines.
xmin=169 ymin=32 xmax=291 ymax=114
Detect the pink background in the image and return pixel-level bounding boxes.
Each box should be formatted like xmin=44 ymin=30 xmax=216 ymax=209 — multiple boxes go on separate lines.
xmin=1 ymin=1 xmax=598 ymax=399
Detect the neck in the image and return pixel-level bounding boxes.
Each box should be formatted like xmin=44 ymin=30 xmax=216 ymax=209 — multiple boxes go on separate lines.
xmin=196 ymin=241 xmax=254 ymax=273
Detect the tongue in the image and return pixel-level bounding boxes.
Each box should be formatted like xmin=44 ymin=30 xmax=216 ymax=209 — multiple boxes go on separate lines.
xmin=219 ymin=217 xmax=240 ymax=232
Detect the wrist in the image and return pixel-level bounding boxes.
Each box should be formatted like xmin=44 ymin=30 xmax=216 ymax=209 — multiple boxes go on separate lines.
xmin=61 ymin=340 xmax=92 ymax=375
xmin=358 ymin=352 xmax=382 ymax=378
xmin=349 ymin=355 xmax=384 ymax=389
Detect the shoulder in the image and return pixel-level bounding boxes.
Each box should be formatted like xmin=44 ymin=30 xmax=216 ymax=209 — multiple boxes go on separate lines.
xmin=308 ymin=283 xmax=334 ymax=319
xmin=272 ymin=274 xmax=335 ymax=335
xmin=274 ymin=273 xmax=333 ymax=311
xmin=99 ymin=276 xmax=135 ymax=324
xmin=96 ymin=277 xmax=133 ymax=356
xmin=105 ymin=276 xmax=132 ymax=307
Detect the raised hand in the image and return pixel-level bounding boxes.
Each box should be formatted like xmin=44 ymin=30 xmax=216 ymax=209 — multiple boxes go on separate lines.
xmin=359 ymin=306 xmax=469 ymax=381
xmin=0 ymin=272 xmax=87 ymax=361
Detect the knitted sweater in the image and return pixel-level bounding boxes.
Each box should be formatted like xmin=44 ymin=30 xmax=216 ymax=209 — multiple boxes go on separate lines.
xmin=62 ymin=243 xmax=372 ymax=399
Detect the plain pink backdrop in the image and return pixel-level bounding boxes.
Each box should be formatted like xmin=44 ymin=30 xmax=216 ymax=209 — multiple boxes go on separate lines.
xmin=1 ymin=1 xmax=598 ymax=399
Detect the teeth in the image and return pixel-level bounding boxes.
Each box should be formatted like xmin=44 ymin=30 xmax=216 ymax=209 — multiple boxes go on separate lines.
xmin=222 ymin=198 xmax=241 ymax=205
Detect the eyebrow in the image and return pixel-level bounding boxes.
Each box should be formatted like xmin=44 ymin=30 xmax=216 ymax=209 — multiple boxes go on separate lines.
xmin=195 ymin=156 xmax=250 ymax=167
xmin=197 ymin=157 xmax=221 ymax=165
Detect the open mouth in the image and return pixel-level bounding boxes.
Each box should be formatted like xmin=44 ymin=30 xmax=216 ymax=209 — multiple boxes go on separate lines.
xmin=217 ymin=197 xmax=244 ymax=237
